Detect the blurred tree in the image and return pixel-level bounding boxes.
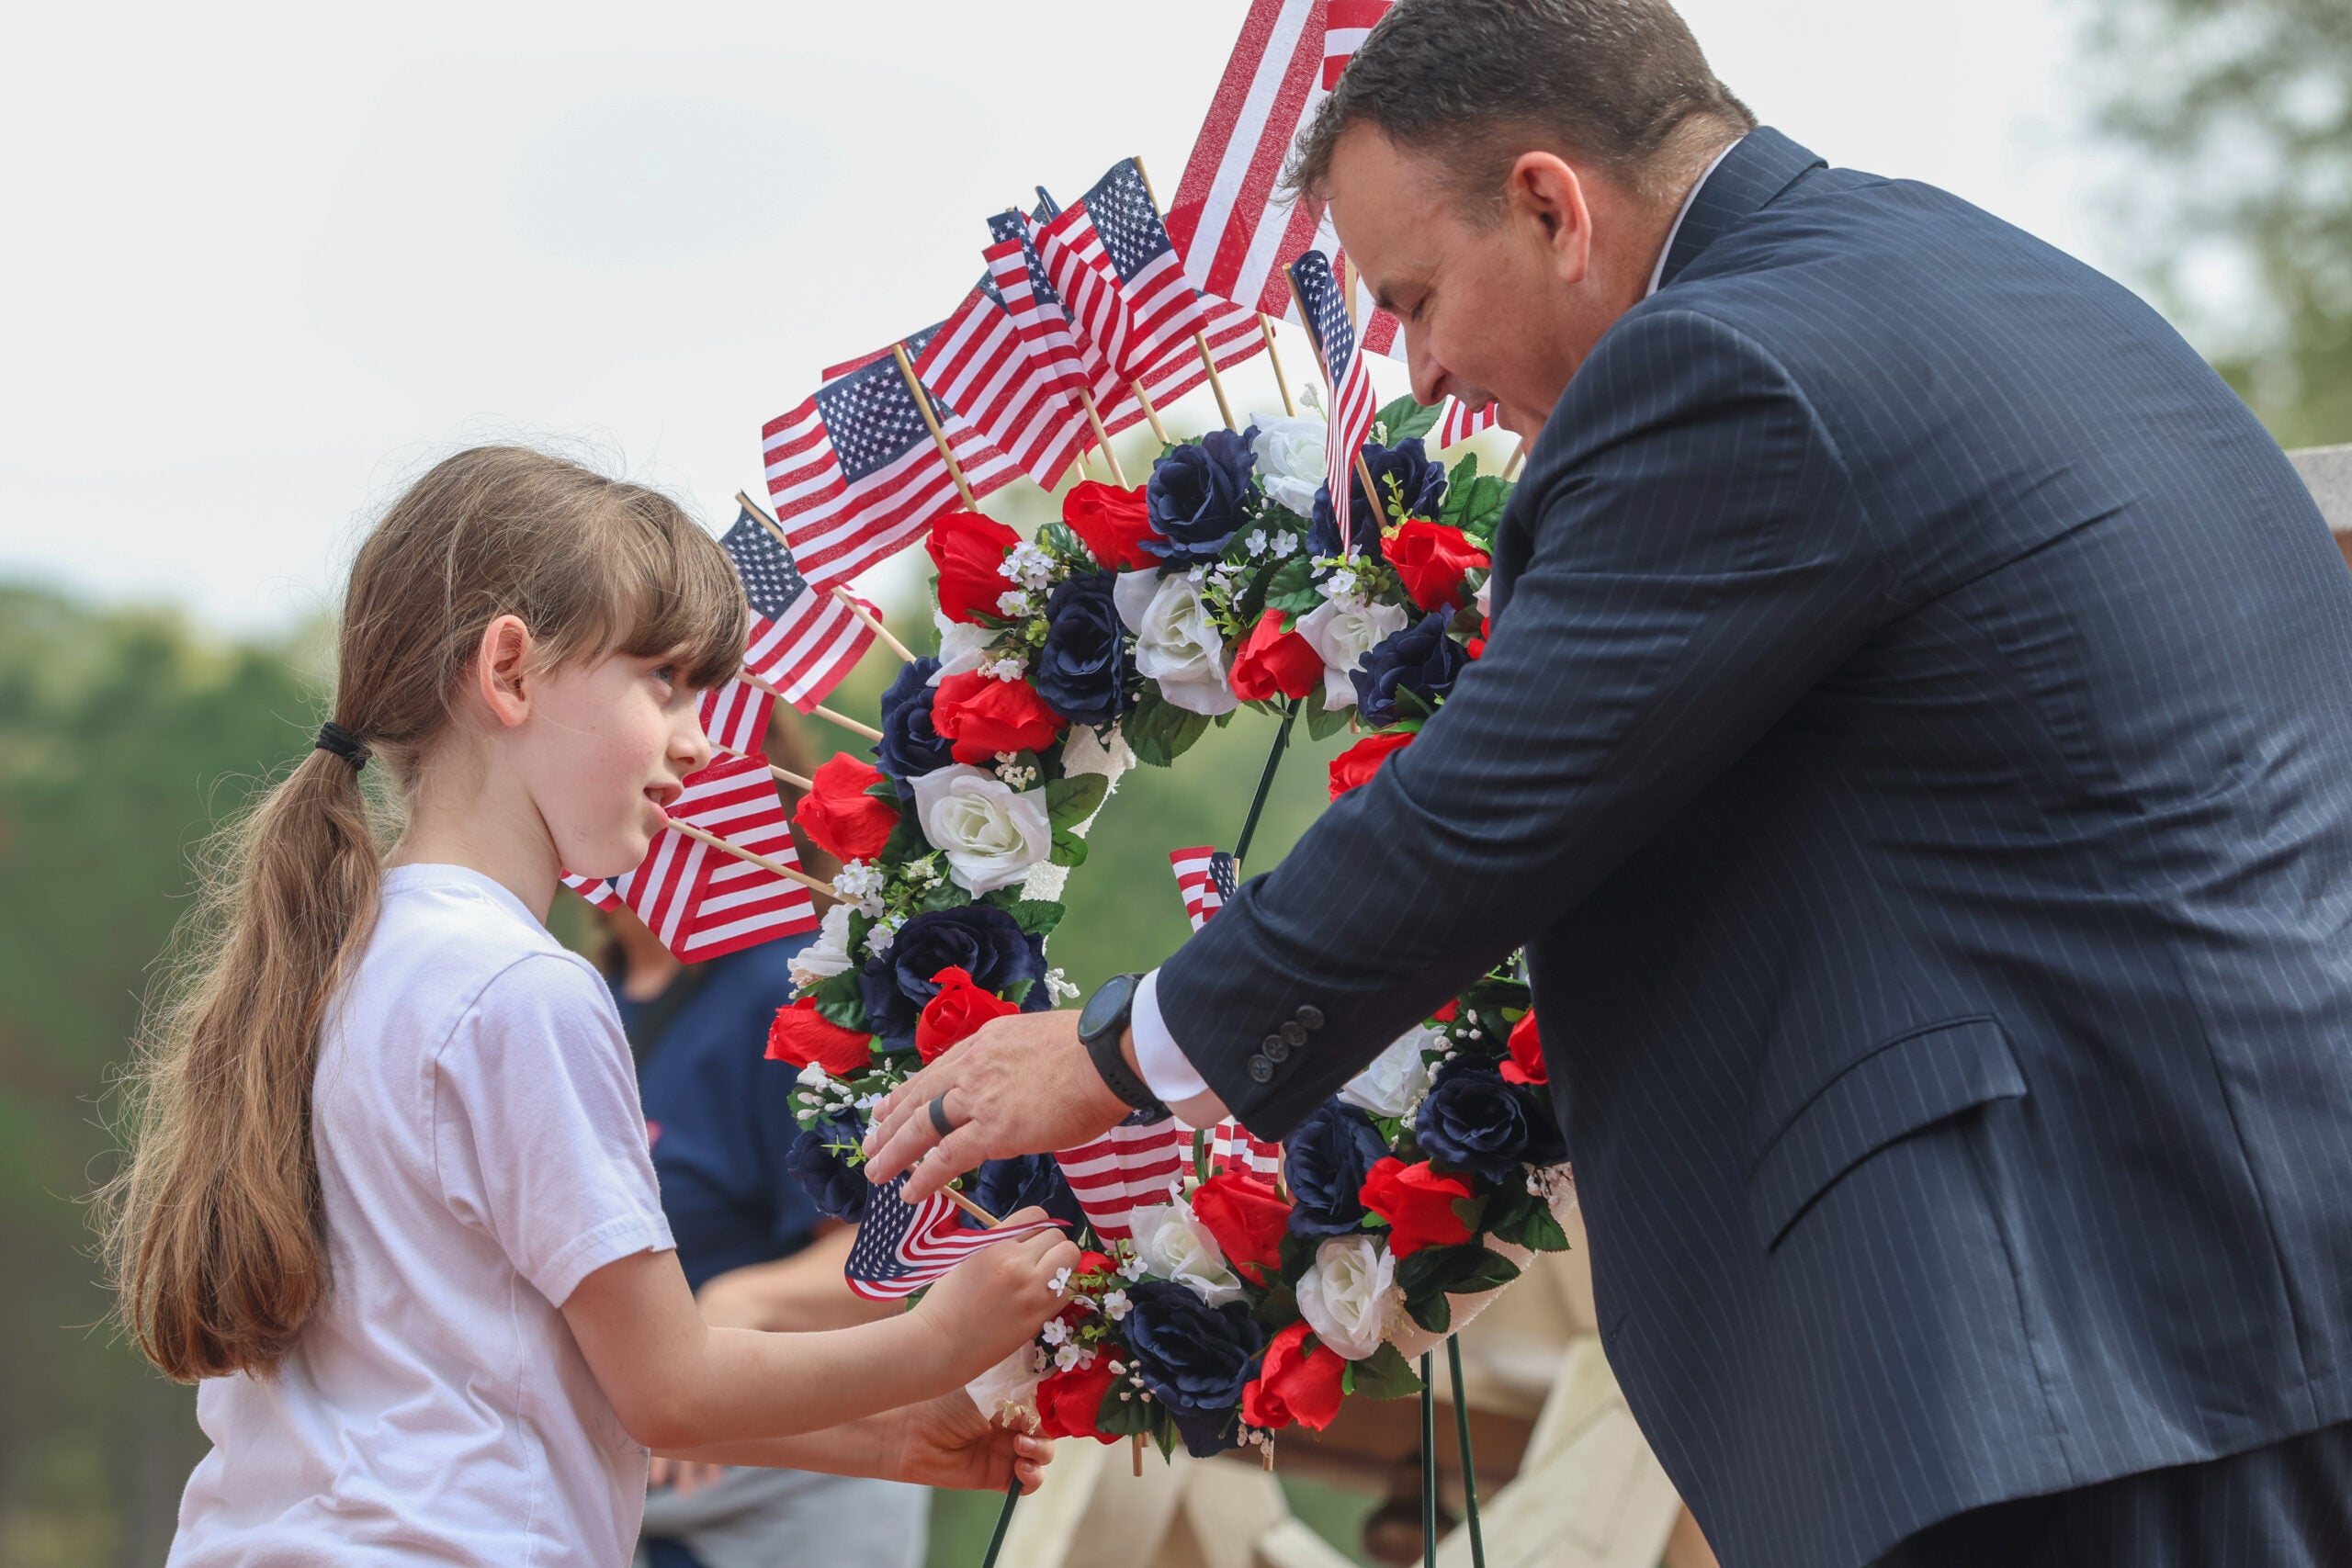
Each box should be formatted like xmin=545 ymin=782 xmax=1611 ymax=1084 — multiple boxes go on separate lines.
xmin=2086 ymin=0 xmax=2352 ymax=446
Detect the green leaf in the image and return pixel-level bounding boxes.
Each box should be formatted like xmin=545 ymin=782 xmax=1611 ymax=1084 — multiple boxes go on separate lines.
xmin=1345 ymin=1341 xmax=1427 ymax=1401
xmin=1153 ymin=1422 xmax=1177 ymax=1461
xmin=1045 ymin=772 xmax=1109 ymax=829
xmin=917 ymin=878 xmax=972 ymax=912
xmin=1404 ymin=1288 xmax=1453 ymax=1335
xmin=1375 ymin=393 xmax=1445 ymax=445
xmin=1039 ymin=520 xmax=1085 ymax=560
xmin=1452 ymin=473 xmax=1512 ymax=550
xmin=1093 ymin=1380 xmax=1156 ymax=1436
xmin=1049 ymin=827 xmax=1089 ymax=868
xmin=1440 ymin=451 xmax=1481 ymax=517
xmin=1001 ymin=977 xmax=1035 ymax=1008
xmin=1517 ymin=1203 xmax=1572 ymax=1253
xmin=1261 ymin=556 xmax=1321 ymax=615
xmin=810 ymin=969 xmax=869 ymax=1034
xmin=1304 ymin=683 xmax=1352 ymax=741
xmin=881 ymin=812 xmax=933 ymax=863
xmin=1252 ymin=1278 xmax=1299 ymax=1327
xmin=1006 ymin=898 xmax=1066 ymax=937
xmin=1124 ymin=690 xmax=1213 ymax=767
xmin=1234 ymin=554 xmax=1289 ymax=625
xmin=1453 ymin=1249 xmax=1521 ymax=1294
xmin=862 ymin=773 xmax=900 ymax=807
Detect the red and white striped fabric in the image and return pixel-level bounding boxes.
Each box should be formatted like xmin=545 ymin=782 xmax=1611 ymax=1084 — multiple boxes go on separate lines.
xmin=1166 ymin=0 xmax=1403 ymax=357
xmin=699 ymin=675 xmax=777 ymax=760
xmin=1170 ymin=846 xmax=1236 ymax=931
xmin=560 ymin=754 xmax=819 ymax=962
xmin=1035 ymin=160 xmax=1212 ymax=386
xmin=914 ymin=281 xmax=1089 ymax=491
xmin=745 ymin=589 xmax=878 ymax=714
xmin=1290 ymin=250 xmax=1378 ymax=548
xmin=1435 ymin=395 xmax=1502 ymax=449
xmin=846 ymin=1172 xmax=1068 ymax=1301
xmin=1054 ymin=1116 xmax=1191 ymax=1243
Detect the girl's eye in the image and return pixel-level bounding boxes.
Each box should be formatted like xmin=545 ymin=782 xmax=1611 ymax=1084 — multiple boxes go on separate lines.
xmin=651 ymin=664 xmax=678 ymax=689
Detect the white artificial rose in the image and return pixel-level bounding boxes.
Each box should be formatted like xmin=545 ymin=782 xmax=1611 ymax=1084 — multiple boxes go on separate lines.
xmin=1296 ymin=597 xmax=1410 ymax=711
xmin=1250 ymin=412 xmax=1329 ymax=518
xmin=1125 ymin=1201 xmax=1247 ymax=1307
xmin=931 ymin=609 xmax=993 ymax=684
xmin=909 ymin=765 xmax=1051 ymax=894
xmin=1475 ymin=577 xmax=1492 ymax=619
xmin=966 ymin=1341 xmax=1046 ymax=1429
xmin=1339 ymin=1028 xmax=1435 ymax=1120
xmin=1114 ymin=570 xmax=1238 ymax=716
xmin=1295 ymin=1234 xmax=1400 ymax=1360
xmin=789 ymin=902 xmax=854 ymax=987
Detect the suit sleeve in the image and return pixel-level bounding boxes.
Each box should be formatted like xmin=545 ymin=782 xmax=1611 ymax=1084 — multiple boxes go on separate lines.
xmin=1156 ymin=309 xmax=1899 ymax=1136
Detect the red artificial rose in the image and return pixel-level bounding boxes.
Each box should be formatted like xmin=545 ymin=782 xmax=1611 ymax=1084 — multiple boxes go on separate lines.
xmin=792 ymin=751 xmax=899 ymax=863
xmin=1062 ymin=480 xmax=1159 ymax=571
xmin=931 ymin=671 xmax=1067 ymax=762
xmin=1359 ymin=1156 xmax=1476 ymax=1258
xmin=915 ymin=965 xmax=1021 ymax=1063
xmin=1430 ymin=1000 xmax=1460 ymax=1024
xmin=1189 ymin=1167 xmax=1291 ymax=1285
xmin=1227 ymin=608 xmax=1325 ymax=703
xmin=1465 ymin=615 xmax=1491 ymax=660
xmin=1329 ymin=730 xmax=1416 ymax=799
xmin=1387 ymin=520 xmax=1490 ymax=614
xmin=765 ymin=998 xmax=875 ymax=1077
xmin=928 ymin=510 xmax=1024 ymax=625
xmin=1501 ymin=1010 xmax=1547 ymax=1087
xmin=1035 ymin=1356 xmax=1120 ymax=1441
xmin=1241 ymin=1322 xmax=1347 ymax=1432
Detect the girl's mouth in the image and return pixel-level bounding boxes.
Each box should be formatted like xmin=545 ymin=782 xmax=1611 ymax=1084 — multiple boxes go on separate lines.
xmin=645 ymin=782 xmax=683 ymax=813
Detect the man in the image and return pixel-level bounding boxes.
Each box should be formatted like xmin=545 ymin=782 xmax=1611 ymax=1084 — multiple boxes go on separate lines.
xmin=865 ymin=2 xmax=2352 ymax=1562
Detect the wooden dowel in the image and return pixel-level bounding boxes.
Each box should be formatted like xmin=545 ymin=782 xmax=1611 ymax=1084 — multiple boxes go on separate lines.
xmin=665 ymin=818 xmax=836 ymax=898
xmin=738 ymin=491 xmax=795 ymax=553
xmin=719 ymin=744 xmax=813 ymax=792
xmin=1503 ymin=441 xmax=1526 ymax=481
xmin=831 ymin=587 xmax=914 ymax=664
xmin=942 ymin=1185 xmax=1002 ymax=1228
xmin=1193 ymin=331 xmax=1237 ymax=432
xmin=813 ymin=705 xmax=885 ymax=742
xmin=1132 ymin=1433 xmax=1145 ymax=1477
xmin=1258 ymin=312 xmax=1296 ymax=416
xmin=1077 ymin=386 xmax=1128 ymax=488
xmin=892 ymin=343 xmax=979 ymax=512
xmin=1131 ymin=377 xmax=1171 ymax=446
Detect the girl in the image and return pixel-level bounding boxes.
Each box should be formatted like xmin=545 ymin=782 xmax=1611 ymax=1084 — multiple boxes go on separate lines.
xmin=99 ymin=447 xmax=1074 ymax=1566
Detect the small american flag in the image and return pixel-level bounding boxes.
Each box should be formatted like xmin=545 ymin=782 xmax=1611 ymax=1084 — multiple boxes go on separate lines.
xmin=846 ymin=1171 xmax=1066 ymax=1300
xmin=561 ymin=754 xmax=820 ymax=962
xmin=1170 ymin=846 xmax=1238 ymax=931
xmin=1036 ymin=160 xmax=1209 ymax=385
xmin=1435 ymin=395 xmax=1501 ymax=449
xmin=699 ymin=675 xmax=777 ymax=760
xmin=722 ymin=506 xmax=877 ymax=713
xmin=1290 ymin=251 xmax=1376 ymax=551
xmin=761 ymin=351 xmax=1014 ymax=588
xmin=914 ymin=275 xmax=1089 ymax=491
xmin=1054 ymin=1111 xmax=1190 ymax=1244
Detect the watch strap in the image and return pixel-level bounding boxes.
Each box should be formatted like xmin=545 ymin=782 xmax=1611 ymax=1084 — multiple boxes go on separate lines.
xmin=1080 ymin=974 xmax=1164 ymax=1113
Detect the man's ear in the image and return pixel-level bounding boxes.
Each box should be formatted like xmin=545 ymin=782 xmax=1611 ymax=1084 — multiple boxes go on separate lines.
xmin=474 ymin=615 xmax=536 ymax=730
xmin=1506 ymin=152 xmax=1593 ymax=288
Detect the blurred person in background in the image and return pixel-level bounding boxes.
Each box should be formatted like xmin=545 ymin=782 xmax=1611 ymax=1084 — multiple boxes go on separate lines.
xmin=597 ymin=709 xmax=928 ymax=1568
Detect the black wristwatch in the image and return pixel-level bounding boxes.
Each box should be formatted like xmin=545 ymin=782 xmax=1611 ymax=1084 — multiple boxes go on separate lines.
xmin=1079 ymin=972 xmax=1167 ymax=1115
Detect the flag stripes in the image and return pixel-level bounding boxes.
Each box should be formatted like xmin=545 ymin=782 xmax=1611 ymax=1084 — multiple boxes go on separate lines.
xmin=914 ymin=280 xmax=1089 ymax=490
xmin=1291 ymin=251 xmax=1376 ymax=549
xmin=845 ymin=1171 xmax=1065 ymax=1300
xmin=1435 ymin=395 xmax=1502 ymax=449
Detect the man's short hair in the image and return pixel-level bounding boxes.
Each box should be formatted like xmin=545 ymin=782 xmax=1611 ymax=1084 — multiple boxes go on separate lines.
xmin=1287 ymin=0 xmax=1756 ymax=215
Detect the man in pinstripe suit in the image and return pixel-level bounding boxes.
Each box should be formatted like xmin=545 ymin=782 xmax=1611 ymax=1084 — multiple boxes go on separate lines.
xmin=865 ymin=2 xmax=2352 ymax=1561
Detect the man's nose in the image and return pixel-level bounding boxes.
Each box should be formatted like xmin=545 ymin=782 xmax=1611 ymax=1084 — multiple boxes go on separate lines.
xmin=1406 ymin=330 xmax=1445 ymax=409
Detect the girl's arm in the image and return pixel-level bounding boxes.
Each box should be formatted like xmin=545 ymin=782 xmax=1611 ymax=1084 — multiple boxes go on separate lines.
xmin=695 ymin=1227 xmax=897 ymax=1332
xmin=561 ymin=1214 xmax=1073 ymax=1455
xmin=658 ymin=1390 xmax=1054 ymax=1493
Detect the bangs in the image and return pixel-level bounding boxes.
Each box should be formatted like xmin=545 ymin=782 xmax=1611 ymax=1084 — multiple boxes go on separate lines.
xmin=585 ymin=490 xmax=748 ymax=692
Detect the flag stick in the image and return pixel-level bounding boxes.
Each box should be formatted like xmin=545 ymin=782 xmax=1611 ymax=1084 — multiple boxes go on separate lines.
xmin=1130 ymin=156 xmax=1238 ymax=434
xmin=942 ymin=1185 xmax=1001 ymax=1228
xmin=1233 ymin=696 xmax=1301 ymax=869
xmin=664 ymin=819 xmax=837 ymax=899
xmin=1132 ymin=1433 xmax=1145 ymax=1478
xmin=1283 ymin=270 xmax=1382 ymax=539
xmin=813 ymin=705 xmax=885 ymax=743
xmin=1503 ymin=441 xmax=1525 ymax=481
xmin=718 ymin=746 xmax=813 ymax=792
xmin=739 ymin=491 xmax=796 ymax=553
xmin=1259 ymin=312 xmax=1297 ymax=415
xmin=891 ymin=343 xmax=979 ymax=512
xmin=831 ymin=587 xmax=915 ymax=664
xmin=1076 ymin=386 xmax=1128 ymax=488
xmin=1130 ymin=376 xmax=1171 ymax=446
xmin=1420 ymin=1350 xmax=1439 ymax=1568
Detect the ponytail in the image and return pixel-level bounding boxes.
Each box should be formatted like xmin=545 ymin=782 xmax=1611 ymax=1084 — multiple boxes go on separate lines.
xmin=98 ymin=445 xmax=744 ymax=1381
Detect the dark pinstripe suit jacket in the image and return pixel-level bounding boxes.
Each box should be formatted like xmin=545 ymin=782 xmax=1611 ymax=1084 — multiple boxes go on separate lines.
xmin=1158 ymin=129 xmax=2352 ymax=1567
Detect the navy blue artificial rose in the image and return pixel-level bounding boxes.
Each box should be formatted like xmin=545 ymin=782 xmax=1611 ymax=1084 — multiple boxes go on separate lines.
xmin=860 ymin=904 xmax=1046 ymax=1049
xmin=1414 ymin=1061 xmax=1562 ymax=1184
xmin=875 ymin=657 xmax=955 ymax=785
xmin=1308 ymin=437 xmax=1447 ymax=562
xmin=1033 ymin=570 xmax=1131 ymax=726
xmin=1121 ymin=1279 xmax=1268 ymax=1456
xmin=786 ymin=1115 xmax=870 ymax=1223
xmin=1283 ymin=1100 xmax=1392 ymax=1238
xmin=1143 ymin=425 xmax=1259 ymax=567
xmin=964 ymin=1153 xmax=1086 ymax=1234
xmin=1352 ymin=611 xmax=1468 ymax=728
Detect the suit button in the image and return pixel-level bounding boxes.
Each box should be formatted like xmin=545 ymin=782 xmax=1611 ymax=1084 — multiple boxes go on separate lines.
xmin=1280 ymin=1021 xmax=1306 ymax=1047
xmin=1296 ymin=1005 xmax=1325 ymax=1030
xmin=1248 ymin=1055 xmax=1274 ymax=1083
xmin=1262 ymin=1034 xmax=1290 ymax=1064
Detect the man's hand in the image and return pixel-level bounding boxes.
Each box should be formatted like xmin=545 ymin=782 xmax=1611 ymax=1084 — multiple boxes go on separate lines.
xmin=861 ymin=1010 xmax=1129 ymax=1201
xmin=891 ymin=1390 xmax=1056 ymax=1494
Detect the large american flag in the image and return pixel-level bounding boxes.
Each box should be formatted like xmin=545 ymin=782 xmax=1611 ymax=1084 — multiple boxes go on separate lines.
xmin=721 ymin=505 xmax=878 ymax=713
xmin=1035 ymin=159 xmax=1209 ymax=385
xmin=761 ymin=351 xmax=1015 ymax=588
xmin=1290 ymin=250 xmax=1376 ymax=551
xmin=1435 ymin=395 xmax=1502 ymax=449
xmin=1170 ymin=846 xmax=1238 ymax=931
xmin=561 ymin=754 xmax=819 ymax=962
xmin=912 ymin=275 xmax=1089 ymax=491
xmin=845 ymin=1171 xmax=1065 ymax=1301
xmin=1165 ymin=0 xmax=1402 ymax=357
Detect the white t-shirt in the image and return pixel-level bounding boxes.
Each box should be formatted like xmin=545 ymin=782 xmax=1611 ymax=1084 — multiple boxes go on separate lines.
xmin=170 ymin=863 xmax=675 ymax=1568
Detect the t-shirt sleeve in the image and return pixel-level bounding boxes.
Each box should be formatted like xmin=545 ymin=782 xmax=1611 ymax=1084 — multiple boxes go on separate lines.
xmin=434 ymin=953 xmax=674 ymax=1306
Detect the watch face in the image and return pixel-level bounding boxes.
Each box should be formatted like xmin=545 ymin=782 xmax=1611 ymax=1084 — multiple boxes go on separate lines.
xmin=1080 ymin=972 xmax=1137 ymax=1038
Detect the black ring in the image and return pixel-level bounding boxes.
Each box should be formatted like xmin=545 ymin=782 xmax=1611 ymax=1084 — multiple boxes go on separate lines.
xmin=928 ymin=1093 xmax=957 ymax=1139
xmin=315 ymin=721 xmax=369 ymax=771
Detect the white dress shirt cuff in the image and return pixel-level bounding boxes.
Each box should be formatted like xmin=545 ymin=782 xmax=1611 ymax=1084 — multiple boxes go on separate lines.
xmin=1130 ymin=968 xmax=1209 ymax=1103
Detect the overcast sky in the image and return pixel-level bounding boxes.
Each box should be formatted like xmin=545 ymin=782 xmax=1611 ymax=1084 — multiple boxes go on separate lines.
xmin=0 ymin=0 xmax=2121 ymax=632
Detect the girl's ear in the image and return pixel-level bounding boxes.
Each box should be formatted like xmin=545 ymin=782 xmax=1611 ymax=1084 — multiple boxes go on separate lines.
xmin=475 ymin=615 xmax=536 ymax=730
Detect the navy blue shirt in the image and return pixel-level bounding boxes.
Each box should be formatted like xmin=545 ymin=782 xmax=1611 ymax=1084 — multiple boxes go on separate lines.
xmin=614 ymin=936 xmax=820 ymax=1292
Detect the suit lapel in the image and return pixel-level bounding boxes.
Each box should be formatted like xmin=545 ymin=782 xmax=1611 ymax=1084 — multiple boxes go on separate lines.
xmin=1657 ymin=127 xmax=1827 ymax=290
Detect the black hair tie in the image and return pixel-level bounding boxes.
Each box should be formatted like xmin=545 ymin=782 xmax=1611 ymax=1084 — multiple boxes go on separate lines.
xmin=315 ymin=721 xmax=370 ymax=771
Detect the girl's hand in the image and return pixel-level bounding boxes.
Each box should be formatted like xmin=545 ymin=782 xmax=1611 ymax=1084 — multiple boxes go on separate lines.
xmin=910 ymin=1210 xmax=1080 ymax=1384
xmin=891 ymin=1391 xmax=1056 ymax=1493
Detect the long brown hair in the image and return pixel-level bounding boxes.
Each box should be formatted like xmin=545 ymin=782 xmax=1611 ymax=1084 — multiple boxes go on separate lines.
xmin=97 ymin=446 xmax=745 ymax=1382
